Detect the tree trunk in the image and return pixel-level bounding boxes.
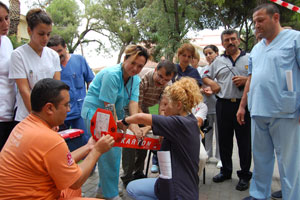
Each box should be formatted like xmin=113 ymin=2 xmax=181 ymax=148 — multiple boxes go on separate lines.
xmin=8 ymin=0 xmax=20 ymax=36
xmin=117 ymin=44 xmax=127 ymax=64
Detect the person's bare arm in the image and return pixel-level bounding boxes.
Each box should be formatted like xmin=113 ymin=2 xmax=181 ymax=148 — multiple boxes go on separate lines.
xmin=138 ymin=105 xmax=152 ymax=136
xmin=202 ymin=77 xmax=221 ymax=94
xmin=138 ymin=105 xmax=143 ymax=113
xmin=118 ymin=113 xmax=153 ymax=129
xmin=53 ymin=71 xmax=61 ymax=80
xmin=196 ymin=117 xmax=204 ymax=127
xmin=69 ymin=135 xmax=114 ymax=189
xmin=128 ymin=101 xmax=143 ymax=139
xmin=15 ymin=79 xmax=31 ymax=113
xmin=232 ymin=76 xmax=248 ymax=87
xmin=140 ymin=126 xmax=152 ymax=136
xmin=236 ymin=75 xmax=251 ymax=125
xmin=71 ymin=137 xmax=95 ymax=163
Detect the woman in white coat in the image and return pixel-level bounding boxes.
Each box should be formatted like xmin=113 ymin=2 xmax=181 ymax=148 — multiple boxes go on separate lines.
xmin=0 ymin=2 xmax=18 ymax=151
xmin=9 ymin=8 xmax=61 ymax=122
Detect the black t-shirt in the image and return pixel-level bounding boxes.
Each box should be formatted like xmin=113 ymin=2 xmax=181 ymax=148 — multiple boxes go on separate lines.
xmin=152 ymin=114 xmax=200 ymax=200
xmin=172 ymin=64 xmax=203 ymax=87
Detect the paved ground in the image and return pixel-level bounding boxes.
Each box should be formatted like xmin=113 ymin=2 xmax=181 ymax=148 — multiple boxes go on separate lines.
xmin=82 ymin=138 xmax=281 ymax=200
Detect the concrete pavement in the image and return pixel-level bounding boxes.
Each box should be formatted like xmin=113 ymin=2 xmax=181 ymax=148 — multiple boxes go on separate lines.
xmin=82 ymin=138 xmax=281 ymax=200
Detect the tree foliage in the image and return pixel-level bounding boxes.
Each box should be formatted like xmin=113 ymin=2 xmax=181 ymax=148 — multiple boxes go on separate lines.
xmin=46 ymin=0 xmax=111 ymax=54
xmin=137 ymin=0 xmax=204 ymax=61
xmin=279 ymin=0 xmax=300 ymax=30
xmin=196 ymin=0 xmax=257 ymax=52
xmin=46 ymin=0 xmax=80 ymax=53
xmin=28 ymin=0 xmax=300 ymax=64
xmin=8 ymin=34 xmax=26 ymax=49
xmin=93 ymin=0 xmax=144 ymax=63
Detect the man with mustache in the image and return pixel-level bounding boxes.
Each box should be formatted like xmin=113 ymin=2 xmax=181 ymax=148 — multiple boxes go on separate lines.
xmin=47 ymin=35 xmax=94 ymax=151
xmin=202 ymin=29 xmax=252 ymax=191
xmin=121 ymin=59 xmax=177 ymax=188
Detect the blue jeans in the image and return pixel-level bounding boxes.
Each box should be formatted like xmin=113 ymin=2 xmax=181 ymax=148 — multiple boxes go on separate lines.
xmin=127 ymin=178 xmax=158 ymax=200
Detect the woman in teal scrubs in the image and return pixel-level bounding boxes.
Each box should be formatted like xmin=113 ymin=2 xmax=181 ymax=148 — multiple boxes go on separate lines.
xmin=81 ymin=45 xmax=149 ymax=199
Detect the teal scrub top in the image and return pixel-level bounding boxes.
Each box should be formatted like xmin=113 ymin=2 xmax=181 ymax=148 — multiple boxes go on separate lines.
xmin=81 ymin=63 xmax=140 ymax=120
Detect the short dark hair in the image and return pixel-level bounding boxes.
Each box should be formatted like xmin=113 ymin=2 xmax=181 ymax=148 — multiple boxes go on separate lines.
xmin=221 ymin=29 xmax=239 ymax=42
xmin=47 ymin=35 xmax=66 ymax=48
xmin=157 ymin=60 xmax=177 ymax=76
xmin=31 ymin=78 xmax=69 ymax=112
xmin=203 ymin=45 xmax=219 ymax=54
xmin=26 ymin=8 xmax=52 ymax=30
xmin=0 ymin=1 xmax=9 ymax=13
xmin=253 ymin=3 xmax=280 ymax=17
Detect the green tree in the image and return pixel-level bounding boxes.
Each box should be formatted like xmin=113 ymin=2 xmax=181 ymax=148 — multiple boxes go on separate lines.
xmin=8 ymin=35 xmax=27 ymax=49
xmin=46 ymin=0 xmax=80 ymax=53
xmin=278 ymin=0 xmax=300 ymax=30
xmin=46 ymin=0 xmax=108 ymax=54
xmin=93 ymin=0 xmax=144 ymax=63
xmin=196 ymin=0 xmax=257 ymax=52
xmin=138 ymin=0 xmax=204 ymax=61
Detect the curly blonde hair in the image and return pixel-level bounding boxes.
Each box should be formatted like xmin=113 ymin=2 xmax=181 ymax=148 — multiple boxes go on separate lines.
xmin=163 ymin=77 xmax=203 ymax=113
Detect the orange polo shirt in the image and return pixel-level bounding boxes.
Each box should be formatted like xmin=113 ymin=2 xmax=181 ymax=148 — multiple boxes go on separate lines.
xmin=0 ymin=114 xmax=82 ymax=199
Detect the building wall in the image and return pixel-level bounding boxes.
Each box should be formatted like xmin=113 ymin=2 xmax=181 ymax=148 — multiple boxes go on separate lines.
xmin=17 ymin=14 xmax=29 ymax=42
xmin=190 ymin=29 xmax=225 ymax=66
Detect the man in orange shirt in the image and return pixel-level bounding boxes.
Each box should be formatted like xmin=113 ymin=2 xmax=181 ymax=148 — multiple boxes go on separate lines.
xmin=0 ymin=78 xmax=114 ymax=199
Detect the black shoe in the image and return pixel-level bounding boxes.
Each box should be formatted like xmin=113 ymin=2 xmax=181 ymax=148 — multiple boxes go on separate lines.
xmin=121 ymin=177 xmax=134 ymax=188
xmin=236 ymin=178 xmax=249 ymax=191
xmin=133 ymin=173 xmax=146 ymax=180
xmin=212 ymin=173 xmax=231 ymax=183
xmin=271 ymin=190 xmax=282 ymax=199
xmin=123 ymin=181 xmax=130 ymax=188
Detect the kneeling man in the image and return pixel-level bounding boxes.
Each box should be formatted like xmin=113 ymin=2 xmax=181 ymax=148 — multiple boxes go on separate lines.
xmin=0 ymin=78 xmax=114 ymax=199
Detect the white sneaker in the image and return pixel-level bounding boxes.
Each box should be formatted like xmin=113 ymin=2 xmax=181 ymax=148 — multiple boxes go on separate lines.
xmin=151 ymin=165 xmax=159 ymax=173
xmin=216 ymin=160 xmax=222 ymax=169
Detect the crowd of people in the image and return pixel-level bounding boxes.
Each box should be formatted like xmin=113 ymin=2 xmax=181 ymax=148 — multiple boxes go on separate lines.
xmin=0 ymin=1 xmax=299 ymax=200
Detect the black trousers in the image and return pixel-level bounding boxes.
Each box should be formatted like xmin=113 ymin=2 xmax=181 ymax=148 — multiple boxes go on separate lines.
xmin=0 ymin=121 xmax=19 ymax=151
xmin=216 ymin=98 xmax=252 ymax=180
xmin=121 ymin=148 xmax=148 ymax=185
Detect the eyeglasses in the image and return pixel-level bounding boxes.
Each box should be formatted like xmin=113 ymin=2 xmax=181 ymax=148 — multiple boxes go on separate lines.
xmin=156 ymin=72 xmax=171 ymax=83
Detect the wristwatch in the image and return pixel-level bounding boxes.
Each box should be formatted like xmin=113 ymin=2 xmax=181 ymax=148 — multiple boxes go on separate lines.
xmin=122 ymin=118 xmax=130 ymax=126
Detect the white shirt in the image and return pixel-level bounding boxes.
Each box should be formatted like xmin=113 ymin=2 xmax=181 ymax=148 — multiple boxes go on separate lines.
xmin=0 ymin=36 xmax=16 ymax=121
xmin=9 ymin=44 xmax=61 ymax=121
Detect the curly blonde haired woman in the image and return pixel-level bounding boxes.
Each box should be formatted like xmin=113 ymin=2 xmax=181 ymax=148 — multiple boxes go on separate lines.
xmin=119 ymin=77 xmax=202 ymax=200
